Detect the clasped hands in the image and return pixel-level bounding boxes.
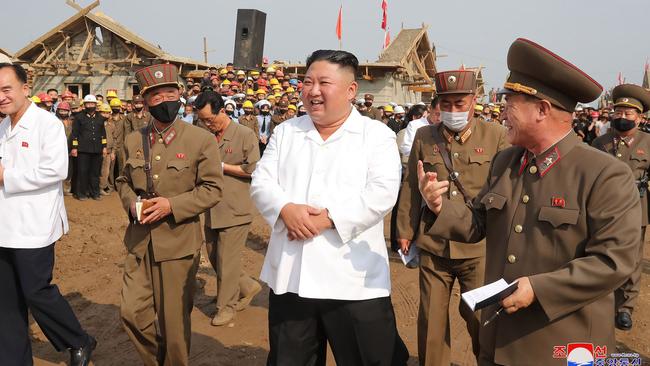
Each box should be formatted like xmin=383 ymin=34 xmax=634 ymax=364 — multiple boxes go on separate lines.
xmin=280 ymin=203 xmax=333 ymax=241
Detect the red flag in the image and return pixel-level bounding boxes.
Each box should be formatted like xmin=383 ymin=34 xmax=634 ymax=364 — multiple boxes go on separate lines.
xmin=381 ymin=0 xmax=388 ymax=30
xmin=383 ymin=28 xmax=391 ymax=49
xmin=336 ymin=5 xmax=342 ymax=40
xmin=617 ymin=72 xmax=624 ymax=85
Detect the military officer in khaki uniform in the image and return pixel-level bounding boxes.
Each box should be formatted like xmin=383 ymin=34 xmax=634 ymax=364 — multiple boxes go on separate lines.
xmin=397 ymin=70 xmax=509 ymax=366
xmin=99 ymin=103 xmax=116 ymax=195
xmin=416 ymin=38 xmax=641 ymax=365
xmin=237 ymin=100 xmax=260 ymax=140
xmin=271 ymin=100 xmax=289 ymax=130
xmin=109 ymin=98 xmax=127 ymax=187
xmin=194 ymin=90 xmax=263 ymax=326
xmin=116 ymin=64 xmax=224 ymax=366
xmin=124 ymin=94 xmax=151 ymax=135
xmin=591 ymin=83 xmax=650 ymax=331
xmin=359 ymin=93 xmax=383 ymax=121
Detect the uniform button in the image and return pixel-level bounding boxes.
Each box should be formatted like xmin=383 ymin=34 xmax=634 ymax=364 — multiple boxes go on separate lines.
xmin=453 ymin=152 xmax=459 ymax=158
xmin=522 ymin=195 xmax=530 ymax=203
xmin=620 ymin=141 xmax=625 ymax=146
xmin=529 ymin=166 xmax=538 ymax=174
xmin=514 ymin=225 xmax=523 ymax=233
xmin=454 ymin=135 xmax=460 ymax=141
xmin=507 ymin=254 xmax=517 ymax=264
xmin=153 ymin=174 xmax=159 ymax=180
xmin=616 ymin=153 xmax=622 ymax=158
xmin=155 ymin=155 xmax=161 ymax=161
xmin=158 ymin=138 xmax=164 ymax=144
xmin=451 ymin=191 xmax=458 ymax=197
xmin=487 ymin=197 xmax=494 ymax=204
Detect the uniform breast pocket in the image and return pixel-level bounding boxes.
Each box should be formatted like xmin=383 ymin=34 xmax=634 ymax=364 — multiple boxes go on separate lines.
xmin=630 ymin=153 xmax=649 ymax=174
xmin=422 ymin=156 xmax=444 ymax=174
xmin=124 ymin=158 xmax=146 ymax=187
xmin=167 ymin=159 xmax=192 ymax=185
xmin=538 ymin=206 xmax=580 ymax=228
xmin=469 ymin=153 xmax=491 ymax=165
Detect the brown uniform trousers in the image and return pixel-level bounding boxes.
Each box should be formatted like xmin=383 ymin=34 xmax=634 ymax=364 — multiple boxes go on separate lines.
xmin=237 ymin=114 xmax=260 ymax=141
xmin=425 ymin=133 xmax=640 ymax=365
xmin=397 ymin=119 xmax=509 ymax=366
xmin=116 ymin=119 xmax=224 ymax=366
xmin=361 ymin=106 xmax=383 ymax=121
xmin=203 ymin=122 xmax=261 ymax=314
xmin=592 ymin=129 xmax=650 ymax=315
xmin=100 ymin=119 xmax=115 ymax=191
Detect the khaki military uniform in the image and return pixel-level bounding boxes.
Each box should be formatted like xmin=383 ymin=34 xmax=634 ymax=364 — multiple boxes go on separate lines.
xmin=237 ymin=114 xmax=260 ymax=140
xmin=271 ymin=113 xmax=288 ymax=130
xmin=124 ymin=110 xmax=151 ymax=136
xmin=116 ymin=119 xmax=224 ymax=366
xmin=592 ymin=130 xmax=650 ymax=314
xmin=397 ymin=118 xmax=509 ymax=366
xmin=111 ymin=114 xmax=127 ymax=184
xmin=424 ymin=133 xmax=640 ymax=365
xmin=100 ymin=118 xmax=115 ymax=191
xmin=361 ymin=106 xmax=383 ymax=121
xmin=203 ymin=122 xmax=260 ymax=316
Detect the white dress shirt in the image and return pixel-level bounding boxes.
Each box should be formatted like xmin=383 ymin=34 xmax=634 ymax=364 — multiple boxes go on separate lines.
xmin=251 ymin=108 xmax=401 ymax=300
xmin=399 ymin=116 xmax=431 ymax=158
xmin=0 ymin=102 xmax=69 ymax=248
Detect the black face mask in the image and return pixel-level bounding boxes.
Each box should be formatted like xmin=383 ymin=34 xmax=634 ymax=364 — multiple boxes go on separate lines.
xmin=364 ymin=101 xmax=372 ymax=107
xmin=612 ymin=118 xmax=637 ymax=132
xmin=298 ymin=111 xmax=307 ymax=117
xmin=134 ymin=106 xmax=144 ymax=112
xmin=261 ymin=110 xmax=270 ymax=115
xmin=226 ymin=110 xmax=234 ymax=116
xmin=85 ymin=107 xmax=96 ymax=114
xmin=244 ymin=109 xmax=253 ymax=115
xmin=57 ymin=112 xmax=69 ymax=119
xmin=149 ymin=100 xmax=181 ymax=123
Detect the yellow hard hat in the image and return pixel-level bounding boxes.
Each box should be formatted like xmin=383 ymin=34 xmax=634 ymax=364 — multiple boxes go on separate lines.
xmin=219 ymin=68 xmax=228 ymax=75
xmin=222 ymin=79 xmax=231 ymax=86
xmin=383 ymin=105 xmax=394 ymax=113
xmin=246 ymin=88 xmax=255 ymax=96
xmin=243 ymin=100 xmax=254 ymax=108
xmin=493 ymin=107 xmax=500 ymax=113
xmin=250 ymin=70 xmax=260 ymax=76
xmin=267 ymin=94 xmax=276 ymax=100
xmin=474 ymin=104 xmax=484 ymax=111
xmin=31 ymin=96 xmax=41 ymax=103
xmin=99 ymin=103 xmax=112 ymax=113
xmin=269 ymin=78 xmax=280 ymax=85
xmin=109 ymin=98 xmax=122 ymax=108
xmin=288 ymin=104 xmax=297 ymax=111
xmin=236 ymin=70 xmax=246 ymax=76
xmin=274 ymin=93 xmax=282 ymax=98
xmin=267 ymin=66 xmax=276 ymax=73
xmin=106 ymin=90 xmax=118 ymax=98
xmin=272 ymin=85 xmax=282 ymax=91
xmin=286 ymin=87 xmax=295 ymax=93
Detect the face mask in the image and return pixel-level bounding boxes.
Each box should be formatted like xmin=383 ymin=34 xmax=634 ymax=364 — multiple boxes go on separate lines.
xmin=280 ymin=109 xmax=288 ymax=114
xmin=134 ymin=105 xmax=144 ymax=112
xmin=441 ymin=110 xmax=470 ymax=132
xmin=149 ymin=100 xmax=182 ymax=123
xmin=298 ymin=111 xmax=307 ymax=117
xmin=226 ymin=109 xmax=234 ymax=116
xmin=112 ymin=109 xmax=121 ymax=114
xmin=85 ymin=106 xmax=96 ymax=114
xmin=364 ymin=102 xmax=372 ymax=107
xmin=261 ymin=110 xmax=270 ymax=115
xmin=244 ymin=109 xmax=253 ymax=115
xmin=612 ymin=118 xmax=637 ymax=132
xmin=57 ymin=112 xmax=69 ymax=119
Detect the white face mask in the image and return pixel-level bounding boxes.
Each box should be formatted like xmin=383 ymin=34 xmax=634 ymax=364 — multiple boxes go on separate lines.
xmin=441 ymin=110 xmax=470 ymax=131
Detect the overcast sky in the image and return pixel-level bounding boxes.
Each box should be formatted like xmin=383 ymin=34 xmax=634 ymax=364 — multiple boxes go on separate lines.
xmin=4 ymin=0 xmax=649 ymax=91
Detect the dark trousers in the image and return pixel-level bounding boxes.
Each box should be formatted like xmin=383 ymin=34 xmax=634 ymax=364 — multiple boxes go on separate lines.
xmin=0 ymin=245 xmax=88 ymax=366
xmin=76 ymin=152 xmax=102 ymax=198
xmin=267 ymin=291 xmax=409 ymax=366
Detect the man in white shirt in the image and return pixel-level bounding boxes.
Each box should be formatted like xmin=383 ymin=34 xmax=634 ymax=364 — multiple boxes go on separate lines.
xmin=251 ymin=50 xmax=409 ymax=365
xmin=399 ymin=97 xmax=441 ymax=158
xmin=0 ymin=63 xmax=95 ymax=365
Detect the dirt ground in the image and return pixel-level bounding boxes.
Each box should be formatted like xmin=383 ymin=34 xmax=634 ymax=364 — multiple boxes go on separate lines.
xmin=30 ymin=194 xmax=649 ymax=366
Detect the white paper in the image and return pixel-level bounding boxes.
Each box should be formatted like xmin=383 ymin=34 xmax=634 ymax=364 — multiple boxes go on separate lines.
xmin=398 ymin=244 xmax=419 ymax=265
xmin=135 ymin=201 xmax=143 ymax=221
xmin=462 ymin=278 xmax=513 ymax=311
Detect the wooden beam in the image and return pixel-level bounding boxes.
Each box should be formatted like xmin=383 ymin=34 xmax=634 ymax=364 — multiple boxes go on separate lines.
xmin=411 ymin=49 xmax=432 ymax=85
xmin=76 ymin=31 xmax=94 ymax=65
xmin=42 ymin=36 xmax=69 ymax=65
xmin=33 ymin=48 xmax=48 ymax=64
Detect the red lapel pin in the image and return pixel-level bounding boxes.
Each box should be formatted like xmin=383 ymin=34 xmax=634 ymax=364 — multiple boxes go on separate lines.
xmin=21 ymin=141 xmax=29 ymax=148
xmin=475 ymin=147 xmax=484 ymax=154
xmin=637 ymin=149 xmax=645 ymax=155
xmin=176 ymin=153 xmax=185 ymax=159
xmin=551 ymin=197 xmax=566 ymax=208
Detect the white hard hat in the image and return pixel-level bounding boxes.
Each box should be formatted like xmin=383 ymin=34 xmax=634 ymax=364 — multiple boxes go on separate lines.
xmin=404 ymin=103 xmax=414 ymax=108
xmin=224 ymin=99 xmax=237 ymax=108
xmin=0 ymin=53 xmax=12 ymax=64
xmin=394 ymin=106 xmax=405 ymax=114
xmin=83 ymin=94 xmax=97 ymax=103
xmin=257 ymin=99 xmax=271 ymax=108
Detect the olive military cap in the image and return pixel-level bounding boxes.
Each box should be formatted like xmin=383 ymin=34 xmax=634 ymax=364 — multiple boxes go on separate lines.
xmin=434 ymin=70 xmax=477 ymax=95
xmin=135 ymin=64 xmax=181 ymax=95
xmin=612 ymin=84 xmax=650 ymax=113
xmin=503 ymin=38 xmax=603 ymax=112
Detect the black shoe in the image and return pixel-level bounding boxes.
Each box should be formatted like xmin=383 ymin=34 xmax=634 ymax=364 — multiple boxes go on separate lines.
xmin=75 ymin=195 xmax=88 ymax=201
xmin=70 ymin=336 xmax=97 ymax=366
xmin=92 ymin=195 xmax=102 ymax=201
xmin=615 ymin=311 xmax=633 ymax=330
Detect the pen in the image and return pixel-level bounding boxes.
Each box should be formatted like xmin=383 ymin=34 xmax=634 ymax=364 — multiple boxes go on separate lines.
xmin=483 ymin=306 xmax=504 ymax=326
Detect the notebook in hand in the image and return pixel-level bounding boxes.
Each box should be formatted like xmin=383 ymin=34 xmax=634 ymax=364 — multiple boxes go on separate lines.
xmin=461 ymin=278 xmax=519 ymax=311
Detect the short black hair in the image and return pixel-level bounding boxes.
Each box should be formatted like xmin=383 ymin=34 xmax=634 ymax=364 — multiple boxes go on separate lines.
xmin=0 ymin=63 xmax=28 ymax=84
xmin=47 ymin=88 xmax=58 ymax=94
xmin=430 ymin=96 xmax=440 ymax=108
xmin=406 ymin=104 xmax=427 ymax=122
xmin=306 ymin=50 xmax=358 ymax=74
xmin=194 ymin=89 xmax=225 ymax=115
